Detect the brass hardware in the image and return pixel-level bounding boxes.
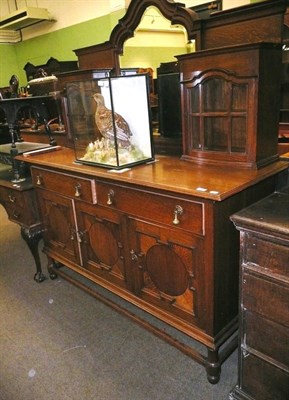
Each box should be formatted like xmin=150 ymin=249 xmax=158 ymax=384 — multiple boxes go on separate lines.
xmin=76 ymin=231 xmax=83 ymax=243
xmin=130 ymin=249 xmax=138 ymax=261
xmin=107 ymin=189 xmax=114 ymax=205
xmin=8 ymin=195 xmax=16 ymax=203
xmin=36 ymin=175 xmax=42 ymax=186
xmin=173 ymin=205 xmax=183 ymax=225
xmin=74 ymin=183 xmax=81 ymax=197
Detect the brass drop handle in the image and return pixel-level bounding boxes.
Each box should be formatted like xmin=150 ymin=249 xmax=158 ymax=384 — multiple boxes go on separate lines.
xmin=130 ymin=249 xmax=138 ymax=261
xmin=36 ymin=175 xmax=42 ymax=186
xmin=173 ymin=205 xmax=183 ymax=225
xmin=107 ymin=189 xmax=114 ymax=205
xmin=8 ymin=195 xmax=16 ymax=203
xmin=74 ymin=183 xmax=81 ymax=197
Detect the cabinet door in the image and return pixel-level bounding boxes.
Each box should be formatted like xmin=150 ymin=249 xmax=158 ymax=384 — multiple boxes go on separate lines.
xmin=36 ymin=189 xmax=81 ymax=265
xmin=127 ymin=216 xmax=205 ymax=328
xmin=75 ymin=201 xmax=131 ymax=292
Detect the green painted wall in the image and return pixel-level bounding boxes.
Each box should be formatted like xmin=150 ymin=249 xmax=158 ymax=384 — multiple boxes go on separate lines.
xmin=0 ymin=10 xmax=123 ymax=88
xmin=0 ymin=44 xmax=19 ymax=88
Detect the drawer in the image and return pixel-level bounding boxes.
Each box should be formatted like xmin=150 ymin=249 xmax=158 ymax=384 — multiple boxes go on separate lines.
xmin=241 ymin=353 xmax=289 ymax=400
xmin=0 ymin=187 xmax=39 ymax=226
xmin=31 ymin=167 xmax=97 ymax=204
xmin=97 ymin=181 xmax=204 ymax=235
xmin=242 ymin=271 xmax=289 ymax=327
xmin=244 ymin=233 xmax=289 ymax=279
xmin=0 ymin=186 xmax=24 ymax=206
xmin=244 ymin=310 xmax=289 ymax=368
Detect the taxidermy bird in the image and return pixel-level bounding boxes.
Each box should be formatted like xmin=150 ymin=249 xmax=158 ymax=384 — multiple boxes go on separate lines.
xmin=93 ymin=93 xmax=132 ymax=147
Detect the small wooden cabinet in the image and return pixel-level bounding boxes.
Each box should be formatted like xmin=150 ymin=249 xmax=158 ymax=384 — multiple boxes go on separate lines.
xmin=19 ymin=147 xmax=288 ymax=384
xmin=0 ymin=165 xmax=44 ymax=282
xmin=177 ymin=43 xmax=282 ymax=169
xmin=230 ymin=188 xmax=289 ymax=400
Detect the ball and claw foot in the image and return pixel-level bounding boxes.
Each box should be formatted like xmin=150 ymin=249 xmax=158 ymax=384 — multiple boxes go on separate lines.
xmin=48 ymin=260 xmax=62 ymax=280
xmin=49 ymin=270 xmax=58 ymax=280
xmin=34 ymin=271 xmax=46 ymax=283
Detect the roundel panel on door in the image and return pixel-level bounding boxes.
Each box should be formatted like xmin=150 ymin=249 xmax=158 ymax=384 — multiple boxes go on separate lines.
xmin=146 ymin=244 xmax=189 ymax=296
xmin=89 ymin=221 xmax=119 ymax=266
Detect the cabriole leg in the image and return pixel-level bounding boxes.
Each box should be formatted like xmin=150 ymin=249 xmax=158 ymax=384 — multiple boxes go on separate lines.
xmin=20 ymin=225 xmax=45 ymax=283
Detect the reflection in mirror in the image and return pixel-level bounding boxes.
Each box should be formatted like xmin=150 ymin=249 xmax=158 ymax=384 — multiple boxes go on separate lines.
xmin=120 ymin=6 xmax=193 ymax=150
xmin=120 ymin=6 xmax=193 ymax=77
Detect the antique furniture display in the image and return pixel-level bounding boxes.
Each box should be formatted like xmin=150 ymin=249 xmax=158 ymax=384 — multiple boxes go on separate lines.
xmin=0 ymin=94 xmax=66 ymax=152
xmin=0 ymin=95 xmax=60 ymax=145
xmin=73 ymin=0 xmax=287 ymax=73
xmin=16 ymin=147 xmax=288 ymax=384
xmin=66 ymin=73 xmax=154 ymax=169
xmin=73 ymin=0 xmax=198 ymax=73
xmin=190 ymin=0 xmax=287 ymax=51
xmin=229 ymin=187 xmax=289 ymax=400
xmin=9 ymin=0 xmax=289 ymax=390
xmin=24 ymin=57 xmax=78 ymax=82
xmin=69 ymin=0 xmax=288 ymax=159
xmin=189 ymin=0 xmax=222 ymax=19
xmin=0 ymin=164 xmax=44 ymax=282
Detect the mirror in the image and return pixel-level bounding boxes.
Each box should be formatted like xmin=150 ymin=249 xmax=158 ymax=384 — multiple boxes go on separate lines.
xmin=119 ymin=5 xmax=194 ymax=149
xmin=120 ymin=6 xmax=191 ymax=77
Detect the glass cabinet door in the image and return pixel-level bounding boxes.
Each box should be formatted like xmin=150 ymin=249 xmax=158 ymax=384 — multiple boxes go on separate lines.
xmin=184 ymin=70 xmax=253 ymax=161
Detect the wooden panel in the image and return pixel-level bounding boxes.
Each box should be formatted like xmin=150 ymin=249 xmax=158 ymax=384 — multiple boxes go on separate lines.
xmin=244 ymin=233 xmax=289 ymax=278
xmin=36 ymin=189 xmax=81 ymax=266
xmin=127 ymin=215 xmax=205 ymax=328
xmin=0 ymin=186 xmax=39 ymax=226
xmin=242 ymin=272 xmax=289 ymax=327
xmin=244 ymin=310 xmax=289 ymax=368
xmin=75 ymin=200 xmax=130 ymax=291
xmin=96 ymin=180 xmax=204 ymax=235
xmin=31 ymin=167 xmax=97 ymax=204
xmin=241 ymin=354 xmax=289 ymax=400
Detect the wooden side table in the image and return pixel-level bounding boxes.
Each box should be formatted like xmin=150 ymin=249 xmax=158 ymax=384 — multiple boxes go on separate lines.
xmin=0 ymin=164 xmax=45 ymax=282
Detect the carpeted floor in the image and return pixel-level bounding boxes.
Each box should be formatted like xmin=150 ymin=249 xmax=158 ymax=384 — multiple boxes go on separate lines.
xmin=0 ymin=205 xmax=237 ymax=400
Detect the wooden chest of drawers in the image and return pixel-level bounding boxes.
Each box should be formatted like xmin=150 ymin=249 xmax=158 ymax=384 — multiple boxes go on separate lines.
xmin=230 ymin=187 xmax=289 ymax=400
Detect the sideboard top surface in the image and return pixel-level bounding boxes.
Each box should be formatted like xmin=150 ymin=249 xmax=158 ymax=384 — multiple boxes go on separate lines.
xmin=16 ymin=147 xmax=289 ymax=201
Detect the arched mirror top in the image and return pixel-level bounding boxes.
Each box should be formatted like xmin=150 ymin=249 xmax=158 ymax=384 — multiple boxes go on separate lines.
xmin=109 ymin=0 xmax=199 ymax=55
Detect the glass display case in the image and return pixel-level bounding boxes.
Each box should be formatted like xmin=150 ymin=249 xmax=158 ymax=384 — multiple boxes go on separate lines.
xmin=66 ymin=73 xmax=154 ymax=169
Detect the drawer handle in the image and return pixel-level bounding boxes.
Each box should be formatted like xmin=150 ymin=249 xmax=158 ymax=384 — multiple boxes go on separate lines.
xmin=173 ymin=205 xmax=183 ymax=225
xmin=36 ymin=175 xmax=42 ymax=186
xmin=74 ymin=183 xmax=81 ymax=198
xmin=8 ymin=195 xmax=16 ymax=203
xmin=107 ymin=189 xmax=114 ymax=205
xmin=130 ymin=249 xmax=138 ymax=261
